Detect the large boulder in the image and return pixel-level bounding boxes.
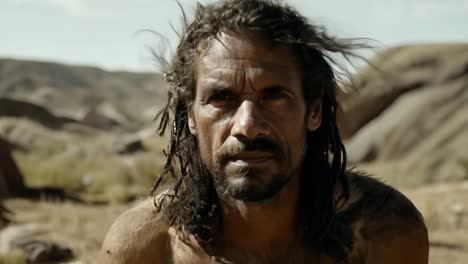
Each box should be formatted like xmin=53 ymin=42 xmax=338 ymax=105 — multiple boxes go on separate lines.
xmin=339 ymin=44 xmax=468 ymax=186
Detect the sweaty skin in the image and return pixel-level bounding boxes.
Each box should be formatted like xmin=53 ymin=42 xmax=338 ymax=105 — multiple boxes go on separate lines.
xmin=101 ymin=32 xmax=428 ymax=263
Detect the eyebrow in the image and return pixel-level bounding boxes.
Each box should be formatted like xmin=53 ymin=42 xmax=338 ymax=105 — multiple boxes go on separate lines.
xmin=202 ymin=84 xmax=289 ymax=95
xmin=260 ymin=84 xmax=287 ymax=93
xmin=200 ymin=84 xmax=234 ymax=97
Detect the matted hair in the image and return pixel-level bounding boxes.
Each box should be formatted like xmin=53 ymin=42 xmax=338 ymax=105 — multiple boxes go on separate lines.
xmin=151 ymin=0 xmax=366 ymax=260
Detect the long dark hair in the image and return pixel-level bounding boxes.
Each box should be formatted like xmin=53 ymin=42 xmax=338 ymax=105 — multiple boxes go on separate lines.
xmin=151 ymin=0 xmax=366 ymax=260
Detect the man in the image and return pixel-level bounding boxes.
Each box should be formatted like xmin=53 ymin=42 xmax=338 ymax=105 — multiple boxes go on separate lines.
xmin=101 ymin=0 xmax=429 ymax=263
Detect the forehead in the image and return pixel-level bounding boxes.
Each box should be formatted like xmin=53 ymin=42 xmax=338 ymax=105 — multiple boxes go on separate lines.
xmin=196 ymin=32 xmax=301 ymax=77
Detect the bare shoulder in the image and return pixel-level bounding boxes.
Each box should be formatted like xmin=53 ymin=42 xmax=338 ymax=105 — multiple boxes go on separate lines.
xmin=100 ymin=197 xmax=172 ymax=264
xmin=341 ymin=171 xmax=429 ymax=263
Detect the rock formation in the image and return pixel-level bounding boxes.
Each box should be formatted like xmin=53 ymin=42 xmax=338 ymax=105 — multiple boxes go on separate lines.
xmin=339 ymin=44 xmax=468 ymax=186
xmin=0 ymin=98 xmax=77 ymax=130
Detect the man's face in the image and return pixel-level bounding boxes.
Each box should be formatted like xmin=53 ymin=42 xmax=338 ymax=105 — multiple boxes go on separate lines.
xmin=189 ymin=31 xmax=322 ymax=202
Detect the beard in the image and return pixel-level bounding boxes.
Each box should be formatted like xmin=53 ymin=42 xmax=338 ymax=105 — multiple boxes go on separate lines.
xmin=202 ymin=136 xmax=298 ymax=202
xmin=212 ymin=165 xmax=293 ymax=202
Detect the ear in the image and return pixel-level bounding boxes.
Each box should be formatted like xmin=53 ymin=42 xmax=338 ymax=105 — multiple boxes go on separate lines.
xmin=306 ymin=96 xmax=322 ymax=132
xmin=188 ymin=111 xmax=197 ymax=136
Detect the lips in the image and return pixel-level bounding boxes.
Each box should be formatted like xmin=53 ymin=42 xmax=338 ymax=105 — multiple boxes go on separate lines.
xmin=228 ymin=151 xmax=274 ymax=164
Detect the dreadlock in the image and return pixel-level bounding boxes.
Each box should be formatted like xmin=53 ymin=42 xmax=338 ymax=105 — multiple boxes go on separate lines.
xmin=151 ymin=0 xmax=366 ymax=260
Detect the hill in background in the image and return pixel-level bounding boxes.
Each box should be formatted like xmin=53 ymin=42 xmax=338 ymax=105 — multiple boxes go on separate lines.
xmin=0 ymin=58 xmax=169 ymax=202
xmin=0 ymin=58 xmax=166 ymax=129
xmin=338 ymin=44 xmax=468 ymax=187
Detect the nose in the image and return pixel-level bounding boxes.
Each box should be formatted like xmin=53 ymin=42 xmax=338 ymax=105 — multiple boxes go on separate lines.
xmin=231 ymin=100 xmax=269 ymax=140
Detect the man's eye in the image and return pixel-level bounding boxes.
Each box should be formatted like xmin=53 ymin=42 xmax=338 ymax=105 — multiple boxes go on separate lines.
xmin=262 ymin=90 xmax=287 ymax=100
xmin=208 ymin=92 xmax=235 ymax=103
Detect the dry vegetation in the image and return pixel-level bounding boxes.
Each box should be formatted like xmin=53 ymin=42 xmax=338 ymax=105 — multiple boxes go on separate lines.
xmin=1 ymin=200 xmax=127 ymax=263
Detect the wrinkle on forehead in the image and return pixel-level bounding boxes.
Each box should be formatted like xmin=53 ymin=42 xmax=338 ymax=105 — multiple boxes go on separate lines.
xmin=198 ymin=65 xmax=298 ymax=83
xmin=198 ymin=47 xmax=300 ymax=81
xmin=195 ymin=31 xmax=302 ymax=93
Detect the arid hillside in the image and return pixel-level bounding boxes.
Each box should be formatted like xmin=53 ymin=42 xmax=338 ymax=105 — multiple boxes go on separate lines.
xmin=0 ymin=58 xmax=169 ymax=204
xmin=0 ymin=58 xmax=166 ymax=129
xmin=339 ymin=44 xmax=468 ymax=187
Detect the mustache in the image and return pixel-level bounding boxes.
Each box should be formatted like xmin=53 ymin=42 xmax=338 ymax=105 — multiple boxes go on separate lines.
xmin=217 ymin=137 xmax=285 ymax=162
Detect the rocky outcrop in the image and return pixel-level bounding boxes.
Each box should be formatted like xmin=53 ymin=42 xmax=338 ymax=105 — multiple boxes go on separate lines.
xmin=0 ymin=224 xmax=74 ymax=262
xmin=81 ymin=102 xmax=129 ymax=130
xmin=339 ymin=44 xmax=468 ymax=186
xmin=0 ymin=98 xmax=78 ymax=130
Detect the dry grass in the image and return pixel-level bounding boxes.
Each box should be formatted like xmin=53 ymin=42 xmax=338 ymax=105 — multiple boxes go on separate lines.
xmin=10 ymin=132 xmax=168 ymax=203
xmin=2 ymin=199 xmax=128 ymax=263
xmin=0 ymin=249 xmax=26 ymax=264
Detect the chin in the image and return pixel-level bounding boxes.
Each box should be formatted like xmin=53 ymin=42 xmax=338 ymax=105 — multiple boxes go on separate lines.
xmin=214 ymin=170 xmax=291 ymax=202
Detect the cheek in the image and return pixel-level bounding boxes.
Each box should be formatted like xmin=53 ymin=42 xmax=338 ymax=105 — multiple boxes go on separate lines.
xmin=195 ymin=109 xmax=231 ymax=161
xmin=272 ymin=107 xmax=308 ymax=161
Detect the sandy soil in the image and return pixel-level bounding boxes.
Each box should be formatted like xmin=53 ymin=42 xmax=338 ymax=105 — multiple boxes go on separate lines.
xmin=404 ymin=181 xmax=468 ymax=264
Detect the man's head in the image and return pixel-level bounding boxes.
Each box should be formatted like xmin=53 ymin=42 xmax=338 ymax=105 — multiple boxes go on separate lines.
xmin=188 ymin=31 xmax=322 ymax=202
xmin=153 ymin=0 xmax=360 ymax=258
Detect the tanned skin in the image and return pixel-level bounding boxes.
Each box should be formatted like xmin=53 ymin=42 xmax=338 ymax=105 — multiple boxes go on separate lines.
xmin=101 ymin=32 xmax=428 ymax=263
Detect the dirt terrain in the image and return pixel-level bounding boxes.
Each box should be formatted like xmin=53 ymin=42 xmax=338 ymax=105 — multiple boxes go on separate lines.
xmin=405 ymin=181 xmax=468 ymax=263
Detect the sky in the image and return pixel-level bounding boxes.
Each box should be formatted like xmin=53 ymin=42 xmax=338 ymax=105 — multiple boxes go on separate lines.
xmin=1 ymin=0 xmax=467 ymax=72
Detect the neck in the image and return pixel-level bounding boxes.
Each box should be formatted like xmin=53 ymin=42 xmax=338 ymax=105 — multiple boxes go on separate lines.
xmin=216 ymin=172 xmax=301 ymax=255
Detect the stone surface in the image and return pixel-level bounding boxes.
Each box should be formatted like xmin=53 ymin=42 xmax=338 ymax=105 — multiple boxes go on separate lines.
xmin=339 ymin=44 xmax=468 ymax=186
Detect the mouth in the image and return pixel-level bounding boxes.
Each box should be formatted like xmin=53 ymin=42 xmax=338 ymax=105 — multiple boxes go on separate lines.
xmin=228 ymin=151 xmax=274 ymax=164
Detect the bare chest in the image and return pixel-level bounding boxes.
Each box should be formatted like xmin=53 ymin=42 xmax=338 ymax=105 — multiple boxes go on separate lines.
xmin=167 ymin=237 xmax=334 ymax=264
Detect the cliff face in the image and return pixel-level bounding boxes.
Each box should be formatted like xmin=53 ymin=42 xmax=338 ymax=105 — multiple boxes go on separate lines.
xmin=338 ymin=44 xmax=468 ymax=186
